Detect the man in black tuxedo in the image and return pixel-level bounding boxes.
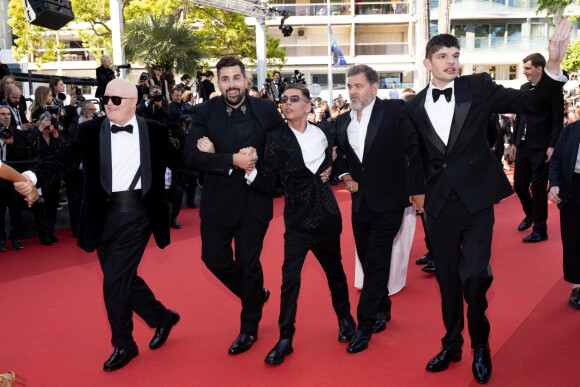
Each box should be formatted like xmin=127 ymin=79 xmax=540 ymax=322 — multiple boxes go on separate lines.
xmin=335 ymin=64 xmax=425 ymax=354
xmin=404 ymin=22 xmax=570 ymax=384
xmin=240 ymin=84 xmax=354 ymax=365
xmin=269 ymin=71 xmax=285 ymax=104
xmin=14 ymin=79 xmax=180 ymax=371
xmin=183 ymin=56 xmax=284 ymax=355
xmin=510 ymin=53 xmax=564 ymax=243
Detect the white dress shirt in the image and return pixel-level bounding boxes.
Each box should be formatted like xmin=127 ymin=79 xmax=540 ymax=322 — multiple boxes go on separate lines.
xmin=425 ymin=81 xmax=455 ymax=146
xmin=575 ymin=143 xmax=580 ymax=173
xmin=245 ymin=122 xmax=328 ymax=183
xmin=0 ymin=140 xmax=6 ymax=162
xmin=347 ymin=97 xmax=376 ymax=162
xmin=110 ymin=115 xmax=142 ymax=192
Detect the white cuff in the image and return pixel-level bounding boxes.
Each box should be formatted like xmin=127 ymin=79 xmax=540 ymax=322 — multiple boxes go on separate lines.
xmin=544 ymin=68 xmax=568 ymax=82
xmin=22 ymin=170 xmax=37 ymax=186
xmin=245 ymin=169 xmax=258 ymax=185
xmin=338 ymin=173 xmax=350 ymax=181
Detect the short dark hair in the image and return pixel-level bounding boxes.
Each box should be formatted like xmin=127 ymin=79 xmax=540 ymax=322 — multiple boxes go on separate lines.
xmin=273 ymin=70 xmax=281 ymax=77
xmin=149 ymin=85 xmax=161 ymax=94
xmin=206 ymin=70 xmax=214 ymax=77
xmin=347 ymin=64 xmax=379 ymax=85
xmin=181 ymin=74 xmax=191 ymax=81
xmin=522 ymin=53 xmax=546 ymax=70
xmin=216 ymin=56 xmax=245 ymax=78
xmin=425 ymin=34 xmax=460 ymax=60
xmin=284 ymin=83 xmax=310 ymax=101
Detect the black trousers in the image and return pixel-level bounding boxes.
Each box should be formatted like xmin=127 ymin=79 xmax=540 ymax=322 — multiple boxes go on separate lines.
xmin=426 ymin=192 xmax=493 ymax=349
xmin=279 ymin=213 xmax=351 ymax=339
xmin=64 ymin=168 xmax=83 ymax=237
xmin=0 ymin=180 xmax=22 ymax=240
xmin=352 ymin=198 xmax=403 ymax=333
xmin=34 ymin=179 xmax=60 ymax=239
xmin=200 ymin=206 xmax=269 ymax=335
xmin=561 ymin=173 xmax=580 ymax=284
xmin=97 ymin=203 xmax=171 ymax=349
xmin=419 ymin=212 xmax=432 ymax=252
xmin=514 ymin=141 xmax=549 ymax=233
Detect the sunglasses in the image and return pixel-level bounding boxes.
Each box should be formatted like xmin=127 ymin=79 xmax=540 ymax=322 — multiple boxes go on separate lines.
xmin=100 ymin=96 xmax=133 ymax=105
xmin=281 ymin=95 xmax=308 ymax=104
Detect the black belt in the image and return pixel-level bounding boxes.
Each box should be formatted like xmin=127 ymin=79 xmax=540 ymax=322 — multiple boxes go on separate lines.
xmin=109 ymin=190 xmax=145 ymax=213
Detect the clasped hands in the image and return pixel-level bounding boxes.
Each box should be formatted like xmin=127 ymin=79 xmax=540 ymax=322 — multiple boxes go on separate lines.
xmin=13 ymin=178 xmax=39 ymax=208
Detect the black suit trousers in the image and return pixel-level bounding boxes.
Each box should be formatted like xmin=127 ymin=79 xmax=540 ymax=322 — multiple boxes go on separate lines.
xmin=64 ymin=168 xmax=83 ymax=237
xmin=200 ymin=206 xmax=269 ymax=334
xmin=425 ymin=192 xmax=494 ymax=349
xmin=0 ymin=180 xmax=22 ymax=240
xmin=561 ymin=173 xmax=580 ymax=284
xmin=352 ymin=198 xmax=403 ymax=333
xmin=513 ymin=141 xmax=549 ymax=233
xmin=279 ymin=213 xmax=351 ymax=339
xmin=97 ymin=209 xmax=171 ymax=349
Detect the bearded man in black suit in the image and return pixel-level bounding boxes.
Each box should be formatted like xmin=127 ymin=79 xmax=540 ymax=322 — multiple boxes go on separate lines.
xmin=335 ymin=64 xmax=425 ymax=354
xmin=14 ymin=79 xmax=180 ymax=372
xmin=183 ymin=56 xmax=284 ymax=356
xmin=403 ymin=21 xmax=571 ymax=384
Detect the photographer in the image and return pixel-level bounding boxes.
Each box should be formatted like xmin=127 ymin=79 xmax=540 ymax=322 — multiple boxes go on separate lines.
xmin=198 ymin=70 xmax=215 ymax=102
xmin=48 ymin=77 xmax=65 ymax=99
xmin=5 ymin=86 xmax=34 ymax=131
xmin=180 ymin=74 xmax=193 ymax=91
xmin=269 ymin=70 xmax=285 ymax=103
xmin=259 ymin=83 xmax=271 ymax=100
xmin=28 ymin=109 xmax=66 ymax=245
xmin=137 ymin=84 xmax=171 ymax=125
xmin=136 ymin=72 xmax=149 ymax=102
xmin=0 ymin=105 xmax=28 ymax=251
xmin=148 ymin=64 xmax=170 ymax=100
xmin=96 ymin=55 xmax=116 ymax=98
xmin=168 ymin=87 xmax=192 ymax=131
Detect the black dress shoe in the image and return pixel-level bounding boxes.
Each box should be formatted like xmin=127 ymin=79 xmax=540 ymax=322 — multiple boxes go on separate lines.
xmin=338 ymin=314 xmax=356 ymax=342
xmin=0 ymin=240 xmax=6 ymax=252
xmin=472 ymin=345 xmax=492 ymax=384
xmin=103 ymin=345 xmax=139 ymax=371
xmin=39 ymin=238 xmax=52 ymax=246
xmin=228 ymin=333 xmax=258 ymax=355
xmin=346 ymin=329 xmax=371 ymax=354
xmin=150 ymin=310 xmax=180 ymax=350
xmin=426 ymin=348 xmax=462 ymax=372
xmin=372 ymin=311 xmax=391 ymax=333
xmin=262 ymin=288 xmax=270 ymax=304
xmin=522 ymin=231 xmax=548 ymax=243
xmin=422 ymin=259 xmax=436 ymax=274
xmin=416 ymin=251 xmax=432 ymax=265
xmin=568 ymin=288 xmax=580 ymax=310
xmin=11 ymin=239 xmax=23 ymax=250
xmin=264 ymin=338 xmax=293 ymax=365
xmin=517 ymin=217 xmax=532 ymax=231
xmin=49 ymin=235 xmax=59 ymax=243
xmin=170 ymin=218 xmax=181 ymax=229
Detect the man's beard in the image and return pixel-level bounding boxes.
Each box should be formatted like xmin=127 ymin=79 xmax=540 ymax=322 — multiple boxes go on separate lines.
xmin=350 ymin=96 xmax=370 ymax=111
xmin=224 ymin=87 xmax=245 ymax=107
xmin=7 ymin=99 xmax=18 ymax=108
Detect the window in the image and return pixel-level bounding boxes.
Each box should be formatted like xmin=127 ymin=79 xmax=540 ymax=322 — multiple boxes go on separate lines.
xmin=490 ymin=24 xmax=505 ymax=46
xmin=507 ymin=24 xmax=522 ymax=42
xmin=475 ymin=24 xmax=490 ymax=48
xmin=531 ymin=23 xmax=545 ymax=40
xmin=473 ymin=64 xmax=517 ymax=80
xmin=453 ymin=25 xmax=467 ymax=48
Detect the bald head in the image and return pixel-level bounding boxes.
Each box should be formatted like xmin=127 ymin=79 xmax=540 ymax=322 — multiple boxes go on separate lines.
xmin=5 ymin=86 xmax=21 ymax=107
xmin=103 ymin=79 xmax=137 ymax=125
xmin=105 ymin=78 xmax=137 ymax=99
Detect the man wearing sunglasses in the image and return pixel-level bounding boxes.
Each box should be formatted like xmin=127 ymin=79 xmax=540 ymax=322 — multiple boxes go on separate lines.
xmin=184 ymin=56 xmax=284 ymax=356
xmin=14 ymin=78 xmax=180 ymax=371
xmin=238 ymin=84 xmax=354 ymax=365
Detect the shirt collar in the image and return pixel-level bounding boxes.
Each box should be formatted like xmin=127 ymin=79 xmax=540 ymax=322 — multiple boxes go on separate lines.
xmin=427 ymin=80 xmax=455 ymax=102
xmin=109 ymin=115 xmax=138 ymax=131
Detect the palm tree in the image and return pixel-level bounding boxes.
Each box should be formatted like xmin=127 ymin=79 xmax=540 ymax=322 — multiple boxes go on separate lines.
xmin=123 ymin=14 xmax=205 ymax=88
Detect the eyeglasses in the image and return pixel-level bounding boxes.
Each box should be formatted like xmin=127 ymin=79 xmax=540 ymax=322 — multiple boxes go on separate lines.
xmin=281 ymin=95 xmax=308 ymax=104
xmin=100 ymin=96 xmax=133 ymax=105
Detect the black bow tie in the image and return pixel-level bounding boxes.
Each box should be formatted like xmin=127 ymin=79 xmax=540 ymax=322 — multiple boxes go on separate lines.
xmin=111 ymin=124 xmax=133 ymax=134
xmin=432 ymin=88 xmax=453 ymax=103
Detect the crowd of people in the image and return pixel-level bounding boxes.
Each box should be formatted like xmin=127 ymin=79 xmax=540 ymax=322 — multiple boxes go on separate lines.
xmin=0 ymin=19 xmax=578 ymax=386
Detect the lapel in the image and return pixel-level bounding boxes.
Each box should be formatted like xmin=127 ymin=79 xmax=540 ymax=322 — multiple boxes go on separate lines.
xmin=136 ymin=116 xmax=152 ymax=195
xmin=362 ymin=97 xmax=386 ymax=162
xmin=568 ymin=126 xmax=580 ymax=178
xmin=337 ymin=112 xmax=361 ymax=166
xmin=414 ymin=89 xmax=446 ymax=155
xmin=99 ymin=118 xmax=112 ymax=195
xmin=447 ymin=77 xmax=473 ymax=153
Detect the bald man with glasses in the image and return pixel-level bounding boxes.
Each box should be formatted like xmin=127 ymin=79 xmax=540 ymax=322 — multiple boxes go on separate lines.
xmin=15 ymin=79 xmax=180 ymax=372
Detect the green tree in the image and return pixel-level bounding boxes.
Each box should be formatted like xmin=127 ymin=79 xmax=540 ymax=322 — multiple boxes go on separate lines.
xmin=123 ymin=14 xmax=204 ymax=85
xmin=562 ymin=38 xmax=580 ymax=71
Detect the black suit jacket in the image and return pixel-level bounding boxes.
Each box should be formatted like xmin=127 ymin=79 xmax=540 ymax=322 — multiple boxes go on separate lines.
xmin=549 ymin=121 xmax=580 ymax=209
xmin=31 ymin=116 xmax=171 ymax=253
xmin=336 ymin=97 xmax=425 ymax=213
xmin=183 ymin=96 xmax=284 ymax=227
xmin=96 ymin=65 xmax=115 ymax=97
xmin=512 ymin=81 xmax=564 ymax=150
xmin=405 ymin=72 xmax=566 ymax=218
xmin=249 ymin=121 xmax=340 ymax=230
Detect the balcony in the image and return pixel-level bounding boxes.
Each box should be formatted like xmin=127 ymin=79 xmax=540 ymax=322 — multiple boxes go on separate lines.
xmin=32 ymin=48 xmax=104 ymax=63
xmin=459 ymin=36 xmax=550 ymax=52
xmin=355 ymin=42 xmax=408 ymax=55
xmin=267 ymin=0 xmax=409 ymax=16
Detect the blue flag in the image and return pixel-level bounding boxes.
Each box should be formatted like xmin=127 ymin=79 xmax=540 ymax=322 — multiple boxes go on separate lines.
xmin=329 ymin=26 xmax=347 ymax=67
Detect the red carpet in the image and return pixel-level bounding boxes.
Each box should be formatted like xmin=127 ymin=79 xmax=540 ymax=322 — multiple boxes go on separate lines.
xmin=0 ymin=187 xmax=576 ymax=386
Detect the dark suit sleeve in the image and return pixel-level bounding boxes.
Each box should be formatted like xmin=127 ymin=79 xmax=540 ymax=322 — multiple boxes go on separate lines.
xmin=248 ymin=132 xmax=280 ymax=196
xmin=548 ymin=123 xmax=570 ymax=190
xmin=183 ymin=103 xmax=234 ymax=175
xmin=402 ymin=112 xmax=426 ymax=196
xmin=549 ymin=91 xmax=564 ymax=148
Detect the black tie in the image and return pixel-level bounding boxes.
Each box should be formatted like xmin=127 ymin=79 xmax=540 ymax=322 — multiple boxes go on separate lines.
xmin=111 ymin=124 xmax=133 ymax=134
xmin=432 ymin=88 xmax=453 ymax=103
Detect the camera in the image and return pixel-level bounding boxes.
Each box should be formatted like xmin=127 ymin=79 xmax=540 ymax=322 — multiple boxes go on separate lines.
xmin=151 ymin=92 xmax=163 ymax=103
xmin=53 ymin=92 xmax=67 ymax=107
xmin=45 ymin=105 xmax=62 ymax=115
xmin=139 ymin=72 xmax=148 ymax=81
xmin=180 ymin=103 xmax=192 ymax=112
xmin=0 ymin=126 xmax=11 ymax=140
xmin=292 ymin=70 xmax=306 ymax=85
xmin=265 ymin=77 xmax=273 ymax=84
xmin=117 ymin=64 xmax=131 ymax=70
xmin=196 ymin=71 xmax=212 ymax=78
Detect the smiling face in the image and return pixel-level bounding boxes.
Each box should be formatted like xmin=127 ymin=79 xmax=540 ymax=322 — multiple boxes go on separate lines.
xmin=217 ymin=65 xmax=246 ymax=108
xmin=423 ymin=46 xmax=460 ymax=88
xmin=103 ymin=79 xmax=137 ymax=125
xmin=523 ymin=60 xmax=543 ymax=84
